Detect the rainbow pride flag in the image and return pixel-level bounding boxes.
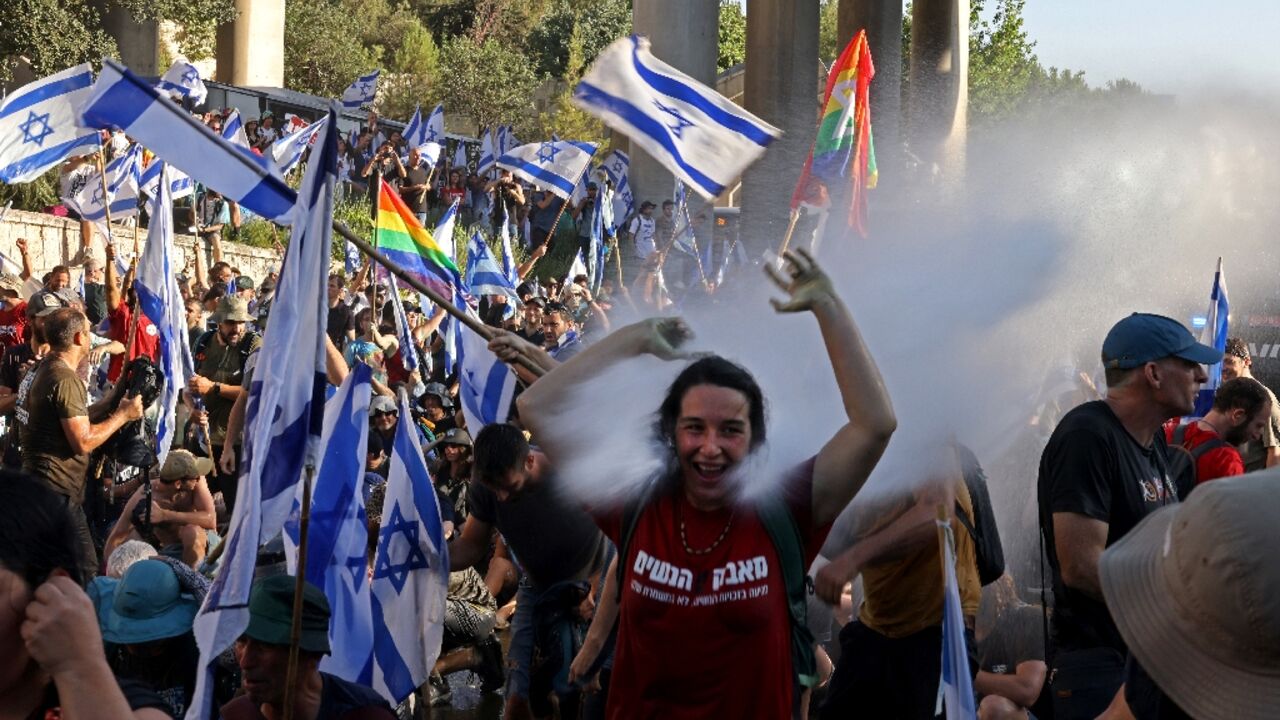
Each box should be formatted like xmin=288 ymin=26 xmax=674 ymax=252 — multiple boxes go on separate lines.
xmin=375 ymin=179 xmax=462 ymax=299
xmin=791 ymin=30 xmax=876 ymax=237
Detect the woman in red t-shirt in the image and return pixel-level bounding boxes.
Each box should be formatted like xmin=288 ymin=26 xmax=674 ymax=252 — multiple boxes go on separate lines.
xmin=512 ymin=249 xmax=897 ymax=718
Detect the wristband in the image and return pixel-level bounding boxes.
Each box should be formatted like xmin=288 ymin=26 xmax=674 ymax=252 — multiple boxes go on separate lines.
xmin=212 ymin=383 xmax=222 ymax=397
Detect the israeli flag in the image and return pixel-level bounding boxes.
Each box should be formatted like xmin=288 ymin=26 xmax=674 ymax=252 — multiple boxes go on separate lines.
xmin=503 ymin=126 xmax=521 ymax=155
xmin=499 ymin=202 xmax=518 ymax=285
xmin=452 ymin=141 xmax=467 ymax=170
xmin=716 ymin=236 xmax=746 ymax=285
xmin=598 ymin=149 xmax=636 ymax=228
xmin=497 ymin=140 xmax=597 ymax=201
xmin=341 ymin=69 xmax=380 ymax=110
xmin=345 ymin=235 xmax=362 ymax=275
xmin=186 ymin=104 xmax=338 ymax=720
xmin=434 ymin=199 xmax=460 ymax=266
xmin=1194 ymin=258 xmax=1230 ymax=417
xmin=370 ymin=390 xmax=449 ymax=704
xmin=156 ymin=61 xmax=208 ymax=106
xmin=937 ymin=517 xmax=977 ymax=719
xmin=132 ymin=162 xmax=193 ymax=470
xmin=284 ymin=362 xmax=375 ymax=685
xmin=81 ymin=59 xmax=297 ymax=224
xmin=403 ymin=105 xmax=425 ymax=148
xmin=563 ymin=249 xmax=588 ymax=293
xmin=66 ymin=143 xmax=143 ymax=221
xmin=425 ymin=104 xmax=445 ymax=144
xmin=222 ymin=109 xmax=251 ymax=150
xmin=574 ymin=35 xmax=781 ymax=200
xmin=0 ymin=63 xmax=99 ymax=183
xmin=139 ymin=160 xmax=194 ymax=201
xmin=478 ymin=128 xmax=496 ymax=176
xmin=387 ymin=277 xmax=421 ymax=373
xmin=458 ymin=325 xmax=516 ymax=432
xmin=270 ymin=116 xmax=328 ymax=175
xmin=464 ymin=230 xmax=517 ymax=301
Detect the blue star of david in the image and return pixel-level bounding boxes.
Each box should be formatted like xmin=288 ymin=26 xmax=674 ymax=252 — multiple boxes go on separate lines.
xmin=426 ymin=127 xmax=438 ymax=142
xmin=181 ymin=67 xmax=199 ymax=84
xmin=19 ymin=111 xmax=54 ymax=147
xmin=611 ymin=159 xmax=625 ymax=176
xmin=652 ymin=100 xmax=695 ymax=139
xmin=373 ymin=503 xmax=430 ymax=593
xmin=90 ymin=184 xmax=104 ymax=207
xmin=536 ymin=141 xmax=561 ymax=165
xmin=346 ymin=553 xmax=369 ymax=589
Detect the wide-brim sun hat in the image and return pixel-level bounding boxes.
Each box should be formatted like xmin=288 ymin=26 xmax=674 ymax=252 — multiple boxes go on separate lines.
xmin=100 ymin=559 xmax=199 ymax=645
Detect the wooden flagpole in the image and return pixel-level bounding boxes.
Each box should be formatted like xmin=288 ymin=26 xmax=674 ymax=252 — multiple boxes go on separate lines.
xmin=281 ymin=465 xmax=314 ymax=720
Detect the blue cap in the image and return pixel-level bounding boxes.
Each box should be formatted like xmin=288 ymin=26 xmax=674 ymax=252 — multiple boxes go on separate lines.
xmin=1101 ymin=313 xmax=1223 ymax=369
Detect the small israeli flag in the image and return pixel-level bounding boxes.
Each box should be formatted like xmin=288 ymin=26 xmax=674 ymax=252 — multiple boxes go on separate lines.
xmin=1194 ymin=258 xmax=1230 ymax=417
xmin=222 ymin=109 xmax=251 ymax=150
xmin=156 ymin=61 xmax=208 ymax=106
xmin=458 ymin=324 xmax=517 ymax=432
xmin=0 ymin=63 xmax=99 ymax=183
xmin=497 ymin=140 xmax=597 ymax=200
xmin=341 ymin=69 xmax=380 ymax=110
xmin=463 ymin=230 xmax=517 ymax=301
xmin=270 ymin=116 xmax=328 ymax=175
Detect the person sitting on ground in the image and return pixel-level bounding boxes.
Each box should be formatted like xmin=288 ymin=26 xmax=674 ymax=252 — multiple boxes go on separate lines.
xmin=104 ymin=450 xmax=218 ymax=568
xmin=1162 ymin=375 xmax=1272 ymax=489
xmin=0 ymin=470 xmax=173 ymax=718
xmin=220 ymin=575 xmax=396 ymax=720
xmin=973 ymin=575 xmax=1048 ymax=720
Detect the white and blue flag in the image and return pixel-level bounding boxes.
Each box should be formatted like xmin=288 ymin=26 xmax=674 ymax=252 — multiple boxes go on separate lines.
xmin=139 ymin=160 xmax=194 ymax=201
xmin=452 ymin=141 xmax=467 ymax=170
xmin=434 ymin=199 xmax=460 ymax=266
xmin=81 ymin=59 xmax=297 ymax=224
xmin=463 ymin=230 xmax=517 ymax=301
xmin=403 ymin=105 xmax=425 ymax=148
xmin=133 ymin=162 xmax=193 ymax=470
xmin=156 ymin=61 xmax=208 ymax=106
xmin=387 ymin=278 xmax=421 ymax=374
xmin=341 ymin=69 xmax=380 ymax=110
xmin=0 ymin=63 xmax=99 ymax=183
xmin=497 ymin=140 xmax=597 ymax=201
xmin=67 ymin=143 xmax=143 ymax=222
xmin=186 ymin=105 xmax=339 ymax=720
xmin=458 ymin=325 xmax=517 ymax=432
xmin=598 ymin=149 xmax=634 ymax=229
xmin=270 ymin=115 xmax=328 ymax=175
xmin=370 ymin=390 xmax=449 ymax=704
xmin=563 ymin=249 xmax=588 ymax=296
xmin=222 ymin=109 xmax=251 ymax=150
xmin=937 ymin=515 xmax=977 ymax=720
xmin=425 ymin=104 xmax=445 ymax=144
xmin=1194 ymin=258 xmax=1230 ymax=417
xmin=478 ymin=128 xmax=496 ymax=177
xmin=284 ymin=362 xmax=375 ymax=685
xmin=499 ymin=202 xmax=518 ymax=286
xmin=574 ymin=35 xmax=781 ymax=200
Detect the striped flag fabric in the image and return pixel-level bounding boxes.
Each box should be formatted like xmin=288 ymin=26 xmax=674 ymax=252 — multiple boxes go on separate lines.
xmin=598 ymin=149 xmax=634 ymax=227
xmin=938 ymin=515 xmax=977 ymax=719
xmin=370 ymin=390 xmax=449 ymax=704
xmin=0 ymin=63 xmax=99 ymax=183
xmin=457 ymin=325 xmax=517 ymax=432
xmin=478 ymin=128 xmax=496 ymax=176
xmin=374 ymin=179 xmax=465 ymax=302
xmin=425 ymin=104 xmax=445 ymax=144
xmin=498 ymin=202 xmax=518 ymax=285
xmin=66 ymin=143 xmax=143 ymax=221
xmin=387 ymin=277 xmax=421 ymax=374
xmin=1194 ymin=258 xmax=1230 ymax=417
xmin=139 ymin=160 xmax=194 ymax=201
xmin=497 ymin=140 xmax=597 ymax=201
xmin=463 ymin=230 xmax=517 ymax=301
xmin=573 ymin=35 xmax=780 ymax=200
xmin=341 ymin=69 xmax=380 ymax=110
xmin=452 ymin=142 xmax=467 ymax=170
xmin=433 ymin=199 xmax=460 ymax=266
xmin=186 ymin=104 xmax=338 ymax=720
xmin=403 ymin=105 xmax=425 ymax=148
xmin=81 ymin=59 xmax=297 ymax=224
xmin=221 ymin=109 xmax=251 ymax=150
xmin=156 ymin=60 xmax=208 ymax=106
xmin=270 ymin=115 xmax=328 ymax=175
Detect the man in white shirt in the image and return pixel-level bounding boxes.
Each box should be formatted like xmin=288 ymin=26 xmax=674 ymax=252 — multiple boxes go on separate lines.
xmin=628 ymin=201 xmax=658 ymax=267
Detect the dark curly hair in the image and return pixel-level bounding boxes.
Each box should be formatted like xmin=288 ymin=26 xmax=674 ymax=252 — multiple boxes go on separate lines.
xmin=0 ymin=470 xmax=84 ymax=587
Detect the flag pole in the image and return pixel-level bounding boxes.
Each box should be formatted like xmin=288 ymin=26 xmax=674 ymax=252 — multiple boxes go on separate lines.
xmin=282 ymin=464 xmax=314 ymax=720
xmin=95 ymin=145 xmax=117 ymax=246
xmin=333 ymin=222 xmax=546 ymax=378
xmin=774 ymin=209 xmax=801 ymax=262
xmin=544 ymin=196 xmax=571 ymax=249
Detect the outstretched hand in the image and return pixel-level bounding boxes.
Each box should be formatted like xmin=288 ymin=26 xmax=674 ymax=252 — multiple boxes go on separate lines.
xmin=765 ymin=247 xmax=836 ymax=314
xmin=635 ymin=317 xmax=694 ymax=360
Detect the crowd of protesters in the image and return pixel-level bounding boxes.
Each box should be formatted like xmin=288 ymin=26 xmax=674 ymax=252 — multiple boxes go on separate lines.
xmin=0 ymin=108 xmax=1276 ymax=720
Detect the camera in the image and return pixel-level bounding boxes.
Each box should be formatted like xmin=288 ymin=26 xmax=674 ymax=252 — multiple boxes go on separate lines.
xmin=103 ymin=356 xmax=164 ymax=468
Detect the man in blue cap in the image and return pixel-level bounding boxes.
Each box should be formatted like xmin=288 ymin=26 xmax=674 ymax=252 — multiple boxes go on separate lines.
xmin=1037 ymin=313 xmax=1221 ymax=720
xmin=221 ymin=575 xmax=395 ymax=720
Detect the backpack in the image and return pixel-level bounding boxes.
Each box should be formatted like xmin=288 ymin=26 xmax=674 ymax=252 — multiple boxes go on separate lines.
xmin=192 ymin=329 xmax=258 ymax=370
xmin=1166 ymin=423 xmax=1227 ymax=494
xmin=952 ymin=445 xmax=1006 ymax=587
xmin=616 ymin=484 xmax=819 ymax=694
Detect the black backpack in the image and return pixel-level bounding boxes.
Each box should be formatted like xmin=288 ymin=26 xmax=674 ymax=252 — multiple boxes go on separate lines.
xmin=953 ymin=445 xmax=1006 ymax=586
xmin=1166 ymin=423 xmax=1226 ymax=496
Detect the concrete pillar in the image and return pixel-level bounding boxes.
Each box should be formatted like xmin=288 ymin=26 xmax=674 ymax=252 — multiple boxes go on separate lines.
xmin=630 ymin=0 xmax=719 ymax=210
xmin=838 ymin=0 xmax=902 ymax=188
xmin=215 ymin=0 xmax=286 ymax=87
xmin=738 ymin=0 xmax=820 ymax=257
xmin=906 ymin=0 xmax=968 ymax=181
xmin=91 ymin=1 xmax=160 ymax=76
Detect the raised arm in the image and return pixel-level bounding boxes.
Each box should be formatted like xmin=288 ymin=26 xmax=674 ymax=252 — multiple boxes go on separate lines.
xmin=766 ymin=249 xmax=896 ymax=527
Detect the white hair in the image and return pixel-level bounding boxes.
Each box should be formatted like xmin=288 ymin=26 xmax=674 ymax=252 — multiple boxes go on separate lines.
xmin=106 ymin=540 xmax=157 ymax=578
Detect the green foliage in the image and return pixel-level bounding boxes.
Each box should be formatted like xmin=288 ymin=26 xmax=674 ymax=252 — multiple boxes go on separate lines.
xmin=116 ymin=0 xmax=237 ymax=62
xmin=235 ymin=218 xmax=283 ymax=249
xmin=818 ymin=0 xmax=840 ymax=64
xmin=967 ymin=0 xmax=1042 ymax=125
xmin=526 ymin=0 xmax=631 ymax=80
xmin=379 ymin=20 xmax=442 ymax=120
xmin=437 ymin=35 xmax=540 ymax=130
xmin=0 ymin=168 xmax=60 ymax=211
xmin=0 ymin=0 xmax=118 ymax=83
xmin=284 ymin=0 xmax=379 ymax=98
xmin=717 ymin=0 xmax=746 ymax=73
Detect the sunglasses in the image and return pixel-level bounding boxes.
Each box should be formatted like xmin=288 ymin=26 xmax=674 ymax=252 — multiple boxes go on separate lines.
xmin=372 ymin=410 xmax=398 ymax=419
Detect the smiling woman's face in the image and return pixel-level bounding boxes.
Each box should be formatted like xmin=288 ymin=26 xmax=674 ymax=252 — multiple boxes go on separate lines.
xmin=674 ymin=384 xmax=753 ymax=512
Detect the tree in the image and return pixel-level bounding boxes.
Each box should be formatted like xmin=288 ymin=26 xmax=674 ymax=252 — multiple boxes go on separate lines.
xmin=818 ymin=0 xmax=840 ymax=63
xmin=115 ymin=0 xmax=237 ymax=61
xmin=526 ymin=0 xmax=631 ymax=79
xmin=378 ymin=20 xmax=442 ymax=121
xmin=0 ymin=0 xmax=118 ymax=83
xmin=284 ymin=0 xmax=379 ymax=98
xmin=438 ymin=34 xmax=541 ymax=131
xmin=533 ymin=21 xmax=608 ymax=146
xmin=967 ymin=0 xmax=1042 ymax=125
xmin=717 ymin=0 xmax=746 ymax=73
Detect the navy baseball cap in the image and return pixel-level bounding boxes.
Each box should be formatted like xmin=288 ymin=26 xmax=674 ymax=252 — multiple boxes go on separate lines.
xmin=1101 ymin=313 xmax=1223 ymax=370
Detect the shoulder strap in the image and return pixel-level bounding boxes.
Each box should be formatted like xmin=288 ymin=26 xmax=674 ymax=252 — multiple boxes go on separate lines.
xmin=614 ymin=481 xmax=658 ymax=596
xmin=757 ymin=496 xmax=818 ymax=691
xmin=1189 ymin=436 xmax=1228 ymax=460
xmin=193 ymin=329 xmax=215 ymax=358
xmin=1172 ymin=423 xmax=1189 ymax=447
xmin=953 ymin=500 xmax=977 ymax=539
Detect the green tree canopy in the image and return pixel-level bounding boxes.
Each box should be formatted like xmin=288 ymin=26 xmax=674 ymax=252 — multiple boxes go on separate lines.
xmin=526 ymin=0 xmax=631 ymax=79
xmin=717 ymin=0 xmax=746 ymax=73
xmin=284 ymin=0 xmax=379 ymax=98
xmin=438 ymin=34 xmax=541 ymax=130
xmin=0 ymin=0 xmax=118 ymax=83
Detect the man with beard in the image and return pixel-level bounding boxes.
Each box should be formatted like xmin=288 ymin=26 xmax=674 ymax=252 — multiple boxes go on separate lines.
xmin=1219 ymin=337 xmax=1280 ymax=471
xmin=1038 ymin=313 xmax=1219 ymax=720
xmin=188 ymin=296 xmax=261 ymax=516
xmin=1163 ymin=376 xmax=1272 ymax=487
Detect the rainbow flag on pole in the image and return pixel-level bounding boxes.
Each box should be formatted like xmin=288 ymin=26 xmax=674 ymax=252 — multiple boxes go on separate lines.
xmin=375 ymin=179 xmax=463 ymax=299
xmin=791 ymin=30 xmax=876 ymax=237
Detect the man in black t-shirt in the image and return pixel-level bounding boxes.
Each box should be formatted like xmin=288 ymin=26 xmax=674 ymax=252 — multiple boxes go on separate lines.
xmin=1037 ymin=313 xmax=1220 ymax=720
xmin=326 ymin=274 xmax=355 ymax=352
xmin=975 ymin=577 xmax=1047 ymax=720
xmin=400 ymin=146 xmax=432 ymax=224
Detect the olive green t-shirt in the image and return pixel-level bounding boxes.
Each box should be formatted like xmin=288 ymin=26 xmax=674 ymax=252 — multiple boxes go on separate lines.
xmin=18 ymin=358 xmax=89 ymax=501
xmin=195 ymin=331 xmax=261 ymax=446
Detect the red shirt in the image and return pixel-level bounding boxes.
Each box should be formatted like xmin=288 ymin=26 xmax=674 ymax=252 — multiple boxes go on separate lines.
xmin=596 ymin=459 xmax=828 ymax=720
xmin=106 ymin=301 xmax=160 ymax=383
xmin=1163 ymin=420 xmax=1244 ymax=484
xmin=385 ymin=345 xmax=410 ymax=385
xmin=0 ymin=302 xmax=27 ymax=354
xmin=441 ymin=185 xmax=467 ymax=207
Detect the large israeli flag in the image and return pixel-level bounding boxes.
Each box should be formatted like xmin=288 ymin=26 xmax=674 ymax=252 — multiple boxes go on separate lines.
xmin=574 ymin=35 xmax=781 ymax=200
xmin=458 ymin=325 xmax=517 ymax=432
xmin=156 ymin=61 xmax=208 ymax=106
xmin=341 ymin=69 xmax=380 ymax=110
xmin=81 ymin=59 xmax=297 ymax=224
xmin=271 ymin=116 xmax=328 ymax=175
xmin=132 ymin=163 xmax=193 ymax=470
xmin=938 ymin=517 xmax=977 ymax=719
xmin=284 ymin=362 xmax=375 ymax=685
xmin=464 ymin=230 xmax=518 ymax=301
xmin=186 ymin=104 xmax=338 ymax=720
xmin=0 ymin=63 xmax=99 ymax=183
xmin=1194 ymin=258 xmax=1230 ymax=417
xmin=370 ymin=390 xmax=449 ymax=704
xmin=599 ymin=149 xmax=635 ymax=226
xmin=497 ymin=140 xmax=597 ymax=201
